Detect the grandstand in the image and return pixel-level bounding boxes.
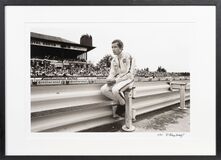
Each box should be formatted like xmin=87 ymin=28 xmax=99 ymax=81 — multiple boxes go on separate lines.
xmin=31 ymin=32 xmax=95 ymax=77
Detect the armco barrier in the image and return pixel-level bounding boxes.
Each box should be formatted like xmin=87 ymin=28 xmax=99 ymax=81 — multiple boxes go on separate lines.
xmin=31 ymin=80 xmax=190 ymax=132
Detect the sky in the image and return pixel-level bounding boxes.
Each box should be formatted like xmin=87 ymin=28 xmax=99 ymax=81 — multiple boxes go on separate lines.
xmin=30 ymin=22 xmax=193 ymax=72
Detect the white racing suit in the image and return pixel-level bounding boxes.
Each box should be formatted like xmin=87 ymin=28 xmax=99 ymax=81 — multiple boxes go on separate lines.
xmin=101 ymin=52 xmax=136 ymax=105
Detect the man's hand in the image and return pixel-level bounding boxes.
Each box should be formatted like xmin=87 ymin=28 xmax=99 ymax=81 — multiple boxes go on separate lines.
xmin=106 ymin=78 xmax=116 ymax=85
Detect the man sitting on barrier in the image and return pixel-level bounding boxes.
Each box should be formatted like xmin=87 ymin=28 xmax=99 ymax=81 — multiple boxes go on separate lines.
xmin=101 ymin=39 xmax=136 ymax=117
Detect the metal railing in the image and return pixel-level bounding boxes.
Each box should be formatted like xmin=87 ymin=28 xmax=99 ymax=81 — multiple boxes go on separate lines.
xmin=31 ymin=80 xmax=190 ymax=132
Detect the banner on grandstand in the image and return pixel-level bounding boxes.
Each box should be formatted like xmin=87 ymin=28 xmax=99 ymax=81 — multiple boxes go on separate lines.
xmin=36 ymin=80 xmax=62 ymax=85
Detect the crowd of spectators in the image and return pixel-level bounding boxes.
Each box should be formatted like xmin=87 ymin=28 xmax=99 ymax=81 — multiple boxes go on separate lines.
xmin=136 ymin=69 xmax=188 ymax=78
xmin=31 ymin=57 xmax=109 ymax=77
xmin=31 ymin=55 xmax=189 ymax=78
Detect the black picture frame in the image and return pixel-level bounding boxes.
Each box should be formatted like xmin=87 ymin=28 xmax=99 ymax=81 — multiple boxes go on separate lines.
xmin=0 ymin=0 xmax=220 ymax=159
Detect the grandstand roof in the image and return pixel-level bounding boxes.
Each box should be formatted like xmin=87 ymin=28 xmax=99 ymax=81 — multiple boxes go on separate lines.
xmin=31 ymin=32 xmax=95 ymax=52
xmin=31 ymin=32 xmax=77 ymax=44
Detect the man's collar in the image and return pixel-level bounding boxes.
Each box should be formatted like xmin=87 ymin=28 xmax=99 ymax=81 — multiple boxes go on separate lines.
xmin=116 ymin=52 xmax=124 ymax=59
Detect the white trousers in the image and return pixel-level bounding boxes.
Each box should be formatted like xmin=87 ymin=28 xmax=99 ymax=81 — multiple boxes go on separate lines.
xmin=100 ymin=79 xmax=134 ymax=105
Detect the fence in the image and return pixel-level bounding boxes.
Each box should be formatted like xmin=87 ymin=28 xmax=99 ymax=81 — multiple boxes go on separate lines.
xmin=31 ymin=80 xmax=190 ymax=132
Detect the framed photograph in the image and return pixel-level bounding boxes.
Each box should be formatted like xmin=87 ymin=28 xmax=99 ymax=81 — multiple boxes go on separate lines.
xmin=0 ymin=0 xmax=219 ymax=159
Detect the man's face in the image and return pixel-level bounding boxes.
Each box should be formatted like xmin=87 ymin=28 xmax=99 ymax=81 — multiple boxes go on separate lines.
xmin=112 ymin=43 xmax=122 ymax=55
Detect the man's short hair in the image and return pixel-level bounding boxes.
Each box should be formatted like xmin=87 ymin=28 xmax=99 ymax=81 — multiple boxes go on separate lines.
xmin=112 ymin=39 xmax=124 ymax=49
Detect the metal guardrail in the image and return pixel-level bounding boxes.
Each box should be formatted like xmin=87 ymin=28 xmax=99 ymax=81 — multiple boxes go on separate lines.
xmin=31 ymin=80 xmax=190 ymax=132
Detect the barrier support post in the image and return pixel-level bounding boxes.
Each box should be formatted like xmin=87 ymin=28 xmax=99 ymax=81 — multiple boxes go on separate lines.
xmin=170 ymin=82 xmax=188 ymax=110
xmin=122 ymin=87 xmax=136 ymax=132
xmin=178 ymin=83 xmax=187 ymax=110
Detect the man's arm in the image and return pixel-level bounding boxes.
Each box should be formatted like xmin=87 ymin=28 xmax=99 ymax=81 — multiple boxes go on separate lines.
xmin=106 ymin=59 xmax=117 ymax=84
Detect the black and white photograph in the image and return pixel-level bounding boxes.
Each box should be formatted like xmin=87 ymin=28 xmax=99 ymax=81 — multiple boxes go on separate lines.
xmin=30 ymin=23 xmax=191 ymax=133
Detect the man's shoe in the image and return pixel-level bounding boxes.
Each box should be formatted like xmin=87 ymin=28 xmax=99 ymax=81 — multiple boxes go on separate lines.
xmin=116 ymin=104 xmax=125 ymax=117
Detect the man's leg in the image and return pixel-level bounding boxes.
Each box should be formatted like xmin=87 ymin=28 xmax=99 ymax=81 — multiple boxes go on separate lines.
xmin=100 ymin=83 xmax=117 ymax=102
xmin=112 ymin=79 xmax=134 ymax=105
xmin=101 ymin=83 xmax=120 ymax=118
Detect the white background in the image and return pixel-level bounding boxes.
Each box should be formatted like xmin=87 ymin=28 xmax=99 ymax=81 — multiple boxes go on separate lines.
xmin=5 ymin=6 xmax=215 ymax=155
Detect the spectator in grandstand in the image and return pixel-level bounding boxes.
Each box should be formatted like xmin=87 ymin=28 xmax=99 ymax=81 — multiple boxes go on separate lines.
xmin=100 ymin=39 xmax=136 ymax=117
